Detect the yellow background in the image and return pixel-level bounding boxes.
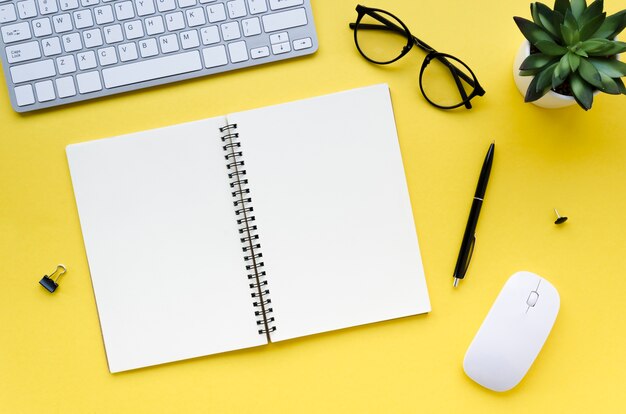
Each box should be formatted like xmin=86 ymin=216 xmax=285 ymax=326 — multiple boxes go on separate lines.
xmin=1 ymin=0 xmax=625 ymax=412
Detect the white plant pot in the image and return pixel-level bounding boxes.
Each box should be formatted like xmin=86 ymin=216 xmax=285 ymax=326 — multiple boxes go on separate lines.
xmin=513 ymin=41 xmax=578 ymax=108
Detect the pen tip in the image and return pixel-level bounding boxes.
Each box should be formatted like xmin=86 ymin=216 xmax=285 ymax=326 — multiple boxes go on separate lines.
xmin=453 ymin=278 xmax=459 ymax=288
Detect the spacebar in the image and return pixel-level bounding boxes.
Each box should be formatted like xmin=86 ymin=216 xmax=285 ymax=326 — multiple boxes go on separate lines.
xmin=102 ymin=51 xmax=202 ymax=88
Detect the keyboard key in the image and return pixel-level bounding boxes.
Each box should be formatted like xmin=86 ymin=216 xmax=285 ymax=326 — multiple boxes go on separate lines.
xmin=10 ymin=59 xmax=56 ymax=83
xmin=56 ymin=76 xmax=77 ymax=98
xmin=32 ymin=18 xmax=53 ymax=37
xmin=178 ymin=0 xmax=196 ymax=7
xmin=220 ymin=21 xmax=240 ymax=41
xmin=59 ymin=0 xmax=80 ymax=11
xmin=228 ymin=40 xmax=248 ymax=63
xmin=42 ymin=37 xmax=62 ymax=55
xmin=145 ymin=16 xmax=165 ymax=35
xmin=227 ymin=0 xmax=246 ymax=18
xmin=94 ymin=5 xmax=114 ymax=24
xmin=271 ymin=41 xmax=290 ymax=54
xmin=293 ymin=36 xmax=311 ymax=50
xmin=186 ymin=7 xmax=206 ymax=27
xmin=207 ymin=3 xmax=225 ymax=22
xmin=135 ymin=0 xmax=156 ymax=16
xmin=2 ymin=22 xmax=32 ymax=44
xmin=15 ymin=84 xmax=35 ymax=106
xmin=38 ymin=0 xmax=59 ymax=15
xmin=165 ymin=11 xmax=185 ymax=31
xmin=114 ymin=1 xmax=135 ymax=20
xmin=97 ymin=46 xmax=117 ymax=65
xmin=6 ymin=41 xmax=41 ymax=64
xmin=202 ymin=45 xmax=227 ymax=68
xmin=250 ymin=45 xmax=269 ymax=59
xmin=53 ymin=14 xmax=74 ymax=33
xmin=102 ymin=50 xmax=202 ymax=88
xmin=77 ymin=70 xmax=102 ymax=93
xmin=0 ymin=3 xmax=17 ymax=23
xmin=139 ymin=38 xmax=158 ymax=57
xmin=242 ymin=17 xmax=261 ymax=37
xmin=83 ymin=28 xmax=103 ymax=47
xmin=124 ymin=20 xmax=144 ymax=39
xmin=35 ymin=80 xmax=55 ymax=102
xmin=200 ymin=25 xmax=219 ymax=45
xmin=159 ymin=34 xmax=179 ymax=53
xmin=81 ymin=0 xmax=99 ymax=6
xmin=104 ymin=24 xmax=123 ymax=43
xmin=269 ymin=0 xmax=302 ymax=10
xmin=262 ymin=7 xmax=306 ymax=32
xmin=269 ymin=31 xmax=288 ymax=44
xmin=17 ymin=0 xmax=38 ymax=19
xmin=62 ymin=32 xmax=82 ymax=52
xmin=247 ymin=0 xmax=266 ymax=14
xmin=157 ymin=0 xmax=176 ymax=12
xmin=73 ymin=9 xmax=94 ymax=29
xmin=180 ymin=29 xmax=199 ymax=49
xmin=118 ymin=42 xmax=138 ymax=61
xmin=56 ymin=54 xmax=77 ymax=73
xmin=77 ymin=50 xmax=97 ymax=69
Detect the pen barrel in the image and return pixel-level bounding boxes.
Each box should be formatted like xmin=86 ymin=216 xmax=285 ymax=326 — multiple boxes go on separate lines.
xmin=453 ymin=198 xmax=483 ymax=279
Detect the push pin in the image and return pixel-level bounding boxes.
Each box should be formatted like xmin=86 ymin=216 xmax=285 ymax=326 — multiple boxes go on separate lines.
xmin=39 ymin=264 xmax=67 ymax=293
xmin=554 ymin=209 xmax=568 ymax=225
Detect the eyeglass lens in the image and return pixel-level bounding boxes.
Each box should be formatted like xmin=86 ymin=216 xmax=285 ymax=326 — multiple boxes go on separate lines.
xmin=421 ymin=56 xmax=476 ymax=108
xmin=354 ymin=11 xmax=409 ymax=64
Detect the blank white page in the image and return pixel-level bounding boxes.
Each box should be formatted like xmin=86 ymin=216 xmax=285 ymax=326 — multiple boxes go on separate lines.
xmin=228 ymin=84 xmax=430 ymax=342
xmin=67 ymin=118 xmax=266 ymax=373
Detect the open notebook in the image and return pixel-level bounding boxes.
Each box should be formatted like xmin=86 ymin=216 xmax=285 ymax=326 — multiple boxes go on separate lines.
xmin=67 ymin=84 xmax=430 ymax=373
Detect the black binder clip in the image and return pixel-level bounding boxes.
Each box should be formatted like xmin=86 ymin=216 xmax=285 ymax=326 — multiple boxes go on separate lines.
xmin=39 ymin=264 xmax=67 ymax=293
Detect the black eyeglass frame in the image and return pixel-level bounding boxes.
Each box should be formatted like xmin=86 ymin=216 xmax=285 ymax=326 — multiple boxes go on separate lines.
xmin=350 ymin=5 xmax=485 ymax=110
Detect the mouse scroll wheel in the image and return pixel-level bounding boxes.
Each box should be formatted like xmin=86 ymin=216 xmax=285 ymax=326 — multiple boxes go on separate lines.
xmin=526 ymin=291 xmax=539 ymax=307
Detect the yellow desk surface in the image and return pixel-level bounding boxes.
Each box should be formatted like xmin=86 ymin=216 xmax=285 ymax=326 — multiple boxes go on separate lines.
xmin=1 ymin=1 xmax=625 ymax=412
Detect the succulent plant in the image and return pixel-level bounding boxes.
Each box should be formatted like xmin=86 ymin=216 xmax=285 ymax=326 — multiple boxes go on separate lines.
xmin=514 ymin=0 xmax=626 ymax=109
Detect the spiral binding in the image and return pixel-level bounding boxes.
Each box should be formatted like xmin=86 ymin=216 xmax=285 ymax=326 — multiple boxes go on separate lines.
xmin=220 ymin=124 xmax=276 ymax=337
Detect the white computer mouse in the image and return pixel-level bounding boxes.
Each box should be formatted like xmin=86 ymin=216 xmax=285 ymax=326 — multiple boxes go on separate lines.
xmin=463 ymin=271 xmax=560 ymax=392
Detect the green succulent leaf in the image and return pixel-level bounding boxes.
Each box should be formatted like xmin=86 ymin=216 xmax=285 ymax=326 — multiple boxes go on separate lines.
xmin=592 ymin=10 xmax=626 ymax=39
xmin=554 ymin=0 xmax=571 ymax=17
xmin=553 ymin=54 xmax=572 ymax=87
xmin=535 ymin=62 xmax=560 ymax=92
xmin=588 ymin=58 xmax=626 ymax=77
xmin=520 ymin=53 xmax=558 ymax=70
xmin=575 ymin=48 xmax=589 ymax=57
xmin=571 ymin=0 xmax=587 ymax=22
xmin=525 ymin=74 xmax=549 ymax=102
xmin=520 ymin=69 xmax=540 ymax=76
xmin=535 ymin=2 xmax=562 ymax=37
xmin=570 ymin=72 xmax=594 ymax=109
xmin=579 ymin=13 xmax=606 ymax=40
xmin=514 ymin=17 xmax=555 ymax=44
xmin=580 ymin=38 xmax=612 ymax=53
xmin=561 ymin=23 xmax=579 ymax=45
xmin=564 ymin=8 xmax=579 ymax=31
xmin=568 ymin=52 xmax=581 ymax=70
xmin=613 ymin=77 xmax=626 ymax=95
xmin=597 ymin=72 xmax=621 ymax=94
xmin=586 ymin=40 xmax=626 ymax=56
xmin=577 ymin=58 xmax=603 ymax=88
xmin=535 ymin=40 xmax=568 ymax=55
xmin=579 ymin=0 xmax=604 ymax=27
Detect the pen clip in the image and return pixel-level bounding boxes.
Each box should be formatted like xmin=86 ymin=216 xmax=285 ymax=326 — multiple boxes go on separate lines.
xmin=461 ymin=234 xmax=476 ymax=277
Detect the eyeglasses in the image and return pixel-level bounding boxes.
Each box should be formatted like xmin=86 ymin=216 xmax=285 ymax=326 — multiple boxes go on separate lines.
xmin=350 ymin=5 xmax=485 ymax=110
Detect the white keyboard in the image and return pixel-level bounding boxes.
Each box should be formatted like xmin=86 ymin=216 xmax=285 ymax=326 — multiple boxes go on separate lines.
xmin=0 ymin=0 xmax=318 ymax=112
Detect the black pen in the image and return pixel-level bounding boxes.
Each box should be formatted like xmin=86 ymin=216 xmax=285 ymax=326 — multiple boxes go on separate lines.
xmin=453 ymin=142 xmax=495 ymax=288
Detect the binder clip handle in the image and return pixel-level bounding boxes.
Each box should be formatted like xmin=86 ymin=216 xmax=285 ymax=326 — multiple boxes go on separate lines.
xmin=39 ymin=264 xmax=67 ymax=293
